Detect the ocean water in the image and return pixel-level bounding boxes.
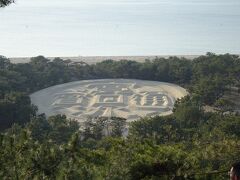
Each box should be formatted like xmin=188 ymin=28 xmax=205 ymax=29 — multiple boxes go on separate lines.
xmin=0 ymin=0 xmax=240 ymax=57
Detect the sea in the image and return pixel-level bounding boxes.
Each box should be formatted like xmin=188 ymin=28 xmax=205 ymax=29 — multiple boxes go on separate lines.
xmin=0 ymin=0 xmax=240 ymax=58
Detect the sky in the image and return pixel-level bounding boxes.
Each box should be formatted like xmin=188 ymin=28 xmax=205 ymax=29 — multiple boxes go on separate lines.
xmin=0 ymin=0 xmax=240 ymax=57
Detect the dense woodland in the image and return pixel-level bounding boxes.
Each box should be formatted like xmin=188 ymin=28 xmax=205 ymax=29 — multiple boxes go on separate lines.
xmin=0 ymin=53 xmax=240 ymax=179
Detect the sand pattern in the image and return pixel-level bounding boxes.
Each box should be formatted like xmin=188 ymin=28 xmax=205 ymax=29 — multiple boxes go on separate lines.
xmin=30 ymin=79 xmax=188 ymax=122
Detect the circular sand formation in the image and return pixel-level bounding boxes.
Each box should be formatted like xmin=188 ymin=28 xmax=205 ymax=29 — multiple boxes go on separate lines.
xmin=30 ymin=79 xmax=188 ymax=122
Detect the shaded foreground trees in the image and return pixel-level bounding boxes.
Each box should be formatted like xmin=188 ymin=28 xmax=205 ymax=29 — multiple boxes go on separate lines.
xmin=1 ymin=102 xmax=239 ymax=179
xmin=0 ymin=92 xmax=36 ymax=131
xmin=0 ymin=98 xmax=238 ymax=179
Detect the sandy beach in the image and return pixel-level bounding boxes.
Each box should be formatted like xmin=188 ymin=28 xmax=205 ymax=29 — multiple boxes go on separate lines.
xmin=9 ymin=55 xmax=201 ymax=64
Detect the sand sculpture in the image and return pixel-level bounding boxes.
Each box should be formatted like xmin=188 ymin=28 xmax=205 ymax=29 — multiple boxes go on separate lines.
xmin=30 ymin=79 xmax=188 ymax=122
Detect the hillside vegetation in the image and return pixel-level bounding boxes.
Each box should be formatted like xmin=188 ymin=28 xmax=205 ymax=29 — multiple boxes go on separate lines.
xmin=0 ymin=53 xmax=240 ymax=179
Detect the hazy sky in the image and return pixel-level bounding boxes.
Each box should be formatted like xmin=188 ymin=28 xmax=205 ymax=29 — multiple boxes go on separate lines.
xmin=0 ymin=0 xmax=240 ymax=57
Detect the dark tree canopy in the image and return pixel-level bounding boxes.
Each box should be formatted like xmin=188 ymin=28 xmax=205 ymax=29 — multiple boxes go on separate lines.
xmin=0 ymin=0 xmax=14 ymax=7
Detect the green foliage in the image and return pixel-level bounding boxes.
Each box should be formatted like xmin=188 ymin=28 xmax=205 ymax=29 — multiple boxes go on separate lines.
xmin=129 ymin=115 xmax=180 ymax=144
xmin=173 ymin=95 xmax=204 ymax=128
xmin=27 ymin=114 xmax=80 ymax=144
xmin=214 ymin=98 xmax=235 ymax=112
xmin=82 ymin=117 xmax=127 ymax=142
xmin=0 ymin=92 xmax=36 ymax=130
xmin=0 ymin=56 xmax=11 ymax=69
xmin=190 ymin=76 xmax=227 ymax=105
xmin=190 ymin=53 xmax=240 ymax=104
xmin=0 ymin=112 xmax=239 ymax=179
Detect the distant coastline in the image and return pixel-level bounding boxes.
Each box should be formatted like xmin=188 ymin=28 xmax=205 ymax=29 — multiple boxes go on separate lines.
xmin=9 ymin=55 xmax=203 ymax=64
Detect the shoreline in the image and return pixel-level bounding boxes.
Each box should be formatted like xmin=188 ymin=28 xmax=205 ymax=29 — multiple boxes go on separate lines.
xmin=9 ymin=55 xmax=202 ymax=64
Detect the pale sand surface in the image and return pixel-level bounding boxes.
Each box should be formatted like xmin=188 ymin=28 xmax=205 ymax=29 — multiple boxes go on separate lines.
xmin=10 ymin=55 xmax=201 ymax=64
xmin=30 ymin=79 xmax=188 ymax=122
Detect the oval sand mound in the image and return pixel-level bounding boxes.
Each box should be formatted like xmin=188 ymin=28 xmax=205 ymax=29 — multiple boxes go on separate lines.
xmin=30 ymin=79 xmax=188 ymax=122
